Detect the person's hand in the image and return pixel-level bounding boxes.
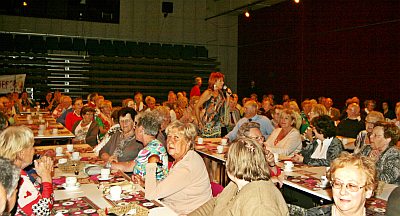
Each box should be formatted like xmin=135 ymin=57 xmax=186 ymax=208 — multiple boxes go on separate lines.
xmin=292 ymin=153 xmax=304 ymax=163
xmin=148 ymin=155 xmax=160 ymax=164
xmin=271 ymin=176 xmax=283 ymax=188
xmin=108 ymin=155 xmax=118 ymax=163
xmin=131 ymin=174 xmax=145 ymax=187
xmin=304 ymin=127 xmax=313 ymax=141
xmin=34 ymin=156 xmax=53 ymax=183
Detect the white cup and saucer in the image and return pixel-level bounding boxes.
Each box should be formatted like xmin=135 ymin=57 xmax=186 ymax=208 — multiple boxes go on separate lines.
xmin=220 ymin=138 xmax=228 ymax=146
xmin=319 ymin=175 xmax=330 ymax=188
xmin=52 ymin=128 xmax=58 ymax=135
xmin=197 ymin=137 xmax=204 ymax=145
xmin=217 ymin=145 xmax=224 ymax=154
xmin=66 ymin=144 xmax=74 ymax=152
xmin=283 ymin=161 xmax=294 ymax=172
xmin=109 ymin=186 xmax=122 ymax=201
xmin=55 ymin=146 xmax=64 ymax=156
xmin=98 ymin=168 xmax=112 ymax=181
xmin=71 ymin=152 xmax=80 ymax=161
xmin=62 ymin=176 xmax=80 ymax=190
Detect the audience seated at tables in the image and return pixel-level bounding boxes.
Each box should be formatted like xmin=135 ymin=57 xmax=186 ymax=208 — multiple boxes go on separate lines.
xmin=264 ymin=108 xmax=302 ymax=156
xmin=65 ymin=97 xmax=84 ymax=131
xmin=225 ymin=96 xmax=241 ymax=132
xmin=386 ymin=186 xmax=400 ymax=216
xmin=0 ymin=126 xmax=54 ymax=215
xmin=71 ymin=106 xmax=99 ymax=147
xmin=93 ymin=108 xmax=121 ymax=155
xmin=357 ymin=122 xmax=400 ymax=185
xmin=305 ymin=152 xmax=376 ymax=216
xmin=174 ymin=96 xmax=188 ymax=120
xmin=141 ymin=121 xmax=212 ymax=214
xmin=41 ymin=91 xmax=54 ymax=111
xmin=100 ymin=108 xmax=143 ymax=164
xmin=258 ymin=97 xmax=274 ymax=120
xmin=292 ymin=115 xmax=344 ymax=167
xmin=354 ymin=111 xmax=384 ymax=154
xmin=19 ymin=91 xmax=34 ymax=108
xmin=0 ymin=157 xmax=20 ymax=215
xmin=111 ymin=111 xmax=168 ymax=180
xmin=336 ymin=103 xmax=365 ymax=138
xmin=189 ymin=138 xmax=289 ymax=216
xmin=236 ymin=122 xmax=283 ymax=186
xmin=225 ymin=100 xmax=273 ymax=141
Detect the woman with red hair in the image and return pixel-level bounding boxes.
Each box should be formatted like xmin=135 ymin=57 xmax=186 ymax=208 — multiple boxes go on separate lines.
xmin=195 ymin=72 xmax=229 ymax=138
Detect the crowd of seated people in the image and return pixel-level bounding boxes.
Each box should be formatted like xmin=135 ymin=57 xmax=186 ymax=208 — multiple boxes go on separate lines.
xmin=0 ymin=72 xmax=399 ymax=215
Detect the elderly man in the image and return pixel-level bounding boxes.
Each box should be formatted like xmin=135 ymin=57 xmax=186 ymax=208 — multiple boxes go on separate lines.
xmin=324 ymin=98 xmax=340 ymax=121
xmin=337 ymin=103 xmax=365 ymax=138
xmin=225 ymin=100 xmax=273 ymax=141
xmin=53 ymin=95 xmax=72 ymax=122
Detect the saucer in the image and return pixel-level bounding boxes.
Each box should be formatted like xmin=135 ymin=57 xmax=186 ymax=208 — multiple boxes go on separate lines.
xmin=98 ymin=175 xmax=113 ymax=181
xmin=283 ymin=168 xmax=293 ymax=172
xmin=105 ymin=194 xmax=123 ymax=201
xmin=62 ymin=182 xmax=81 ymax=190
xmin=143 ymin=202 xmax=154 ymax=207
xmin=56 ymin=153 xmax=64 ymax=157
xmin=71 ymin=157 xmax=81 ymax=161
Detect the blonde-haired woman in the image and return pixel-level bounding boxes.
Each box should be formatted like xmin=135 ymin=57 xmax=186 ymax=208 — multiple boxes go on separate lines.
xmin=143 ymin=121 xmax=212 ymax=214
xmin=189 ymin=138 xmax=288 ymax=216
xmin=264 ymin=109 xmax=302 ymax=156
xmin=306 ymin=152 xmax=376 ymax=216
xmin=0 ymin=126 xmax=54 ymax=215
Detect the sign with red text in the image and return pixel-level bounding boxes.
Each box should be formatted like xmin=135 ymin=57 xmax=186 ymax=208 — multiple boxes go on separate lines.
xmin=0 ymin=74 xmax=26 ymax=93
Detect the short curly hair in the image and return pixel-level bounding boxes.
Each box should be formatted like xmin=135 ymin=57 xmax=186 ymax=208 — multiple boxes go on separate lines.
xmin=311 ymin=115 xmax=336 ymax=139
xmin=374 ymin=122 xmax=399 ymax=147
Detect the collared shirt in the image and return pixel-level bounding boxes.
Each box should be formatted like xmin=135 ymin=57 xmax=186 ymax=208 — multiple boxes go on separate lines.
xmin=226 ymin=114 xmax=274 ymax=141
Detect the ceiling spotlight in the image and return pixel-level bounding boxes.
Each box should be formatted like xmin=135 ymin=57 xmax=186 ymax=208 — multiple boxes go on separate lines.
xmin=22 ymin=1 xmax=28 ymax=6
xmin=294 ymin=0 xmax=300 ymax=3
xmin=244 ymin=10 xmax=250 ymax=18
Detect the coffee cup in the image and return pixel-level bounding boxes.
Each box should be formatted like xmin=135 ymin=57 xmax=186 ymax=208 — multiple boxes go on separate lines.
xmin=52 ymin=128 xmax=58 ymax=135
xmin=221 ymin=138 xmax=228 ymax=145
xmin=55 ymin=146 xmax=63 ymax=155
xmin=197 ymin=137 xmax=203 ymax=144
xmin=320 ymin=175 xmax=329 ymax=188
xmin=217 ymin=145 xmax=224 ymax=154
xmin=58 ymin=158 xmax=67 ymax=164
xmin=71 ymin=152 xmax=80 ymax=160
xmin=66 ymin=176 xmax=77 ymax=187
xmin=67 ymin=144 xmax=74 ymax=152
xmin=284 ymin=161 xmax=294 ymax=171
xmin=110 ymin=186 xmax=122 ymax=200
xmin=273 ymin=153 xmax=279 ymax=163
xmin=38 ymin=129 xmax=44 ymax=136
xmin=100 ymin=168 xmax=111 ymax=179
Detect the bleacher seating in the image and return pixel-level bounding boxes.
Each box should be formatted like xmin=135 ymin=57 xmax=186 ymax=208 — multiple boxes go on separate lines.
xmin=0 ymin=33 xmax=216 ymax=104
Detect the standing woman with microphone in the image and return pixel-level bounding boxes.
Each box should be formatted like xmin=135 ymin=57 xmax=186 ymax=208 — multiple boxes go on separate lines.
xmin=195 ymin=72 xmax=230 ymax=138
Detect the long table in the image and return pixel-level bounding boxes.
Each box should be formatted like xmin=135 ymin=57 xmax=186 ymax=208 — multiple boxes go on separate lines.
xmin=34 ymin=144 xmax=178 ymax=216
xmin=15 ymin=114 xmax=75 ymax=143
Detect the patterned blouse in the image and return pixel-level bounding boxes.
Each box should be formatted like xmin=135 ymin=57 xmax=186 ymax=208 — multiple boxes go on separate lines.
xmin=133 ymin=139 xmax=168 ymax=180
xmin=16 ymin=170 xmax=53 ymax=215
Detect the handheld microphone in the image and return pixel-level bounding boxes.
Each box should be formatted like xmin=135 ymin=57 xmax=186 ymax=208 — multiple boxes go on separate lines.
xmin=223 ymin=85 xmax=232 ymax=96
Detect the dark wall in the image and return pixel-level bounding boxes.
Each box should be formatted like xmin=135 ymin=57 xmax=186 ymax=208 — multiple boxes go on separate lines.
xmin=238 ymin=0 xmax=400 ymax=108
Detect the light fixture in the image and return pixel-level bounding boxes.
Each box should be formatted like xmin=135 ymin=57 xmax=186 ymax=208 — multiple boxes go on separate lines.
xmin=294 ymin=0 xmax=300 ymax=3
xmin=22 ymin=1 xmax=28 ymax=6
xmin=244 ymin=9 xmax=251 ymax=18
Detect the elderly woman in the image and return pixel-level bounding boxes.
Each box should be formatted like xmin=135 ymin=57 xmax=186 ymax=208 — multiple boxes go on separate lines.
xmin=65 ymin=97 xmax=83 ymax=131
xmin=292 ymin=115 xmax=344 ymax=166
xmin=112 ymin=111 xmax=168 ymax=180
xmin=195 ymin=72 xmax=229 ymax=138
xmin=145 ymin=96 xmax=157 ymax=111
xmin=0 ymin=157 xmax=20 ymax=214
xmin=0 ymin=126 xmax=54 ymax=215
xmin=354 ymin=111 xmax=385 ymax=154
xmin=154 ymin=106 xmax=171 ymax=146
xmin=358 ymin=122 xmax=400 ymax=185
xmin=93 ymin=108 xmax=121 ymax=155
xmin=133 ymin=92 xmax=145 ymax=112
xmin=175 ymin=96 xmax=188 ymax=120
xmin=100 ymin=108 xmax=143 ymax=164
xmin=189 ymin=138 xmax=288 ymax=216
xmin=305 ymin=152 xmax=376 ymax=216
xmin=180 ymin=96 xmax=200 ymax=125
xmin=143 ymin=121 xmax=212 ymax=214
xmin=264 ymin=109 xmax=302 ymax=156
xmin=122 ymin=98 xmax=134 ymax=108
xmin=71 ymin=106 xmax=99 ymax=147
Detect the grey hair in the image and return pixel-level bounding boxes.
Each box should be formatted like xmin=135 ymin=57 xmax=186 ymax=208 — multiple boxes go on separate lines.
xmin=0 ymin=157 xmax=20 ymax=198
xmin=137 ymin=111 xmax=162 ymax=136
xmin=237 ymin=122 xmax=261 ymax=139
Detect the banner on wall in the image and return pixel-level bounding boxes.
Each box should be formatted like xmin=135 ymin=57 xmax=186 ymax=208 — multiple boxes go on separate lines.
xmin=0 ymin=74 xmax=26 ymax=94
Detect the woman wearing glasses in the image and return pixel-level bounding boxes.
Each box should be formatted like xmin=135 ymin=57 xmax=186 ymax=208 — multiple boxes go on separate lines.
xmin=71 ymin=106 xmax=99 ymax=147
xmin=306 ymin=152 xmax=376 ymax=216
xmin=353 ymin=111 xmax=385 ymax=154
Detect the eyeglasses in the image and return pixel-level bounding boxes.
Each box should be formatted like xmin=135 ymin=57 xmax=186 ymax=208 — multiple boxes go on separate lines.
xmin=249 ymin=135 xmax=264 ymax=142
xmin=331 ymin=179 xmax=366 ymax=192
